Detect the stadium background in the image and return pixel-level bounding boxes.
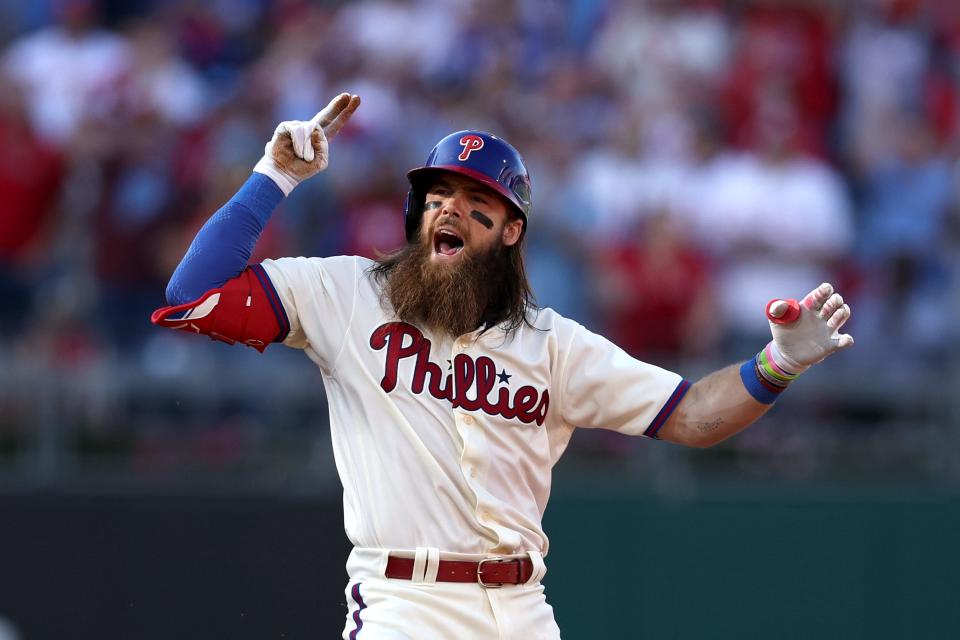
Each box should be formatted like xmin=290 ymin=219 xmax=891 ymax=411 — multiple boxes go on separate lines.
xmin=0 ymin=0 xmax=957 ymax=638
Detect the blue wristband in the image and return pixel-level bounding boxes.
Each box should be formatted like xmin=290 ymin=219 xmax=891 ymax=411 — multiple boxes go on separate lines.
xmin=739 ymin=359 xmax=781 ymax=404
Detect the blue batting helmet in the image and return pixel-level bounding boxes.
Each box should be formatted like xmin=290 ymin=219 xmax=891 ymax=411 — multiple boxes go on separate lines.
xmin=403 ymin=130 xmax=532 ymax=240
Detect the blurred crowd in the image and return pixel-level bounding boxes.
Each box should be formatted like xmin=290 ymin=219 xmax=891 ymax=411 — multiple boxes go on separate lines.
xmin=0 ymin=0 xmax=958 ymax=477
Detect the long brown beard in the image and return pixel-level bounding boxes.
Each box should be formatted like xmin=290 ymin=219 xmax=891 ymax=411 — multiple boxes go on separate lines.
xmin=376 ymin=239 xmax=513 ymax=337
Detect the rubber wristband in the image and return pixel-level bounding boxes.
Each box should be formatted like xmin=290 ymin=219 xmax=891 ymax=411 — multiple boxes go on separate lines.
xmin=762 ymin=342 xmax=799 ymax=380
xmin=740 ymin=360 xmax=781 ymax=404
xmin=758 ymin=345 xmax=797 ymax=385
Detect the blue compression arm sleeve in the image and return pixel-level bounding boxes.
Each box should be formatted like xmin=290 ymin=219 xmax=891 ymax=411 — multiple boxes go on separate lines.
xmin=166 ymin=173 xmax=284 ymax=305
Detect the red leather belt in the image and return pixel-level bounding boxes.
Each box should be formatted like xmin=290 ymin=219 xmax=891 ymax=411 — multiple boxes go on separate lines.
xmin=385 ymin=555 xmax=533 ymax=588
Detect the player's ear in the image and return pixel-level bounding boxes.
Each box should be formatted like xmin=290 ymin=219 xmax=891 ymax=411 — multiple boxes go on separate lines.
xmin=502 ymin=217 xmax=523 ymax=247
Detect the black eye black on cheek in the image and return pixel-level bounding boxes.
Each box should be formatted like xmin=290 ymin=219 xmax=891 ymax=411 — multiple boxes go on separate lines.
xmin=470 ymin=210 xmax=494 ymax=229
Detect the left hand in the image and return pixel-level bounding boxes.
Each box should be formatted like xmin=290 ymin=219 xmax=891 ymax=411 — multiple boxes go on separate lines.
xmin=766 ymin=282 xmax=854 ymax=373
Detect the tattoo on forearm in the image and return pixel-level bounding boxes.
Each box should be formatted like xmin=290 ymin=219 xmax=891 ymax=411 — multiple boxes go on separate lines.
xmin=696 ymin=418 xmax=725 ymax=434
xmin=470 ymin=210 xmax=494 ymax=229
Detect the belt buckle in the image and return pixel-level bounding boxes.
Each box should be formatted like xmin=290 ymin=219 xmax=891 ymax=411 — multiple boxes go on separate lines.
xmin=477 ymin=556 xmax=507 ymax=589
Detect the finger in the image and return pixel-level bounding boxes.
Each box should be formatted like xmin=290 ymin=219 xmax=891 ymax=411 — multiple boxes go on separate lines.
xmin=801 ymin=282 xmax=833 ymax=311
xmin=833 ymin=333 xmax=855 ymax=349
xmin=323 ymin=94 xmax=361 ymax=141
xmin=766 ymin=298 xmax=800 ymax=324
xmin=310 ymin=128 xmax=326 ymax=162
xmin=275 ymin=121 xmax=295 ymax=145
xmin=288 ymin=121 xmax=313 ymax=162
xmin=311 ymin=92 xmax=352 ymax=130
xmin=827 ymin=303 xmax=851 ymax=331
xmin=277 ymin=121 xmax=305 ymax=158
xmin=299 ymin=122 xmax=315 ymax=163
xmin=819 ymin=292 xmax=844 ymax=320
xmin=291 ymin=124 xmax=307 ymax=160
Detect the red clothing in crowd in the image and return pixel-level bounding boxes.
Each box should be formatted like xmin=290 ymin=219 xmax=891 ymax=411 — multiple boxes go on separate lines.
xmin=0 ymin=115 xmax=63 ymax=263
xmin=601 ymin=234 xmax=713 ymax=359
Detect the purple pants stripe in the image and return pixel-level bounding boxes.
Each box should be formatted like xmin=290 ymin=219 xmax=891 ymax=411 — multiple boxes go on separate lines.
xmin=349 ymin=583 xmax=367 ymax=639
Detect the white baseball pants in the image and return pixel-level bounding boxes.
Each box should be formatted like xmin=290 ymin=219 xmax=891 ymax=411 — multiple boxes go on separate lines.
xmin=341 ymin=547 xmax=562 ymax=640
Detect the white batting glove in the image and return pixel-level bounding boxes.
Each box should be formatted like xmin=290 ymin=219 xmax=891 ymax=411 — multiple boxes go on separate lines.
xmin=765 ymin=282 xmax=854 ymax=375
xmin=253 ymin=92 xmax=361 ymax=196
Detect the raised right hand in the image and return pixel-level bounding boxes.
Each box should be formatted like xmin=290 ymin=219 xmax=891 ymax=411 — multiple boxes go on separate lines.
xmin=253 ymin=92 xmax=361 ymax=195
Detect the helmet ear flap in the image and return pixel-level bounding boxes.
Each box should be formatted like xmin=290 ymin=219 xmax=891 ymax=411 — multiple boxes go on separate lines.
xmin=403 ymin=189 xmax=423 ymax=241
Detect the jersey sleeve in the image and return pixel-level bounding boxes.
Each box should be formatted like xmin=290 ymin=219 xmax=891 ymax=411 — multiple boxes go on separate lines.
xmin=258 ymin=255 xmax=361 ymax=369
xmin=554 ymin=317 xmax=690 ymax=438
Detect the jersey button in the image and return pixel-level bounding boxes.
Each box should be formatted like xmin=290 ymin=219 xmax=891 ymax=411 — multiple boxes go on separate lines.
xmin=462 ymin=414 xmax=474 ymax=425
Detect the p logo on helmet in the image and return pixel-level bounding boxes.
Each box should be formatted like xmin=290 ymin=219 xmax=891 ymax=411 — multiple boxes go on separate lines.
xmin=458 ymin=134 xmax=485 ymax=161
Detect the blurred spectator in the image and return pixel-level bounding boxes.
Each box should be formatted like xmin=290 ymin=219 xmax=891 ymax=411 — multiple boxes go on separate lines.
xmin=92 ymin=111 xmax=183 ymax=348
xmin=595 ymin=212 xmax=717 ymax=361
xmin=568 ymin=125 xmax=649 ymax=241
xmin=590 ymin=0 xmax=732 ymax=105
xmin=251 ymin=5 xmax=329 ymax=122
xmin=333 ymin=0 xmax=466 ymax=80
xmin=121 ymin=18 xmax=210 ymax=127
xmin=338 ymin=167 xmax=408 ymax=258
xmin=722 ymin=0 xmax=837 ymax=155
xmin=1 ymin=0 xmax=130 ymax=145
xmin=841 ymin=2 xmax=929 ymax=169
xmin=854 ymin=113 xmax=954 ymax=357
xmin=90 ymin=17 xmax=214 ymax=348
xmin=686 ymin=90 xmax=854 ymax=348
xmin=0 ymin=70 xmax=64 ymax=336
xmin=524 ymin=137 xmax=595 ymax=326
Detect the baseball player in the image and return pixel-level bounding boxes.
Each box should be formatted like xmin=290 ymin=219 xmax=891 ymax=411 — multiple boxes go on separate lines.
xmin=152 ymin=93 xmax=854 ymax=639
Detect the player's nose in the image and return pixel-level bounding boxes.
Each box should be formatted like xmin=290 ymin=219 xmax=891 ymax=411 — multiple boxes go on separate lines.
xmin=441 ymin=193 xmax=467 ymax=218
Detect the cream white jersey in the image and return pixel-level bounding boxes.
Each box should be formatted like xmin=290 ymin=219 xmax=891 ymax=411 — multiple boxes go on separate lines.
xmin=261 ymin=255 xmax=688 ymax=556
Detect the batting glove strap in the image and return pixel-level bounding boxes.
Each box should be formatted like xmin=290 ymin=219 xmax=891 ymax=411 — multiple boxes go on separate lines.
xmin=253 ymin=155 xmax=300 ymax=197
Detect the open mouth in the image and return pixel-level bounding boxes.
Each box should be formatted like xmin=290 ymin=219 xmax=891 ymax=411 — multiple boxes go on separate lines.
xmin=433 ymin=228 xmax=464 ymax=257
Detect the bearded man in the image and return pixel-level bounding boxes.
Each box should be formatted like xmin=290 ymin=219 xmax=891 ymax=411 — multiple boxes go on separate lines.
xmin=153 ymin=93 xmax=854 ymax=640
